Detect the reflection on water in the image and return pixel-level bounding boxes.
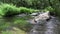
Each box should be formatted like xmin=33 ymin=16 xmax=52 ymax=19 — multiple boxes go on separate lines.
xmin=28 ymin=17 xmax=60 ymax=34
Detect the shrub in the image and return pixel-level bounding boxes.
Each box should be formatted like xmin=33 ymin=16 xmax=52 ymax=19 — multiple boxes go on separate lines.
xmin=19 ymin=7 xmax=39 ymax=14
xmin=0 ymin=4 xmax=20 ymax=17
xmin=44 ymin=6 xmax=55 ymax=12
xmin=0 ymin=3 xmax=39 ymax=17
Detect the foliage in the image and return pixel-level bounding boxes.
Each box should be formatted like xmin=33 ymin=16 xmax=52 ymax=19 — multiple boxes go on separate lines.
xmin=0 ymin=3 xmax=39 ymax=17
xmin=0 ymin=3 xmax=35 ymax=33
xmin=19 ymin=7 xmax=39 ymax=14
xmin=1 ymin=0 xmax=60 ymax=34
xmin=44 ymin=6 xmax=54 ymax=11
xmin=0 ymin=3 xmax=19 ymax=17
xmin=0 ymin=0 xmax=50 ymax=9
xmin=1 ymin=0 xmax=60 ymax=17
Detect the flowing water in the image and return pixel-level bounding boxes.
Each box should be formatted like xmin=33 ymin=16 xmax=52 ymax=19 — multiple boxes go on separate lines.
xmin=28 ymin=15 xmax=60 ymax=34
xmin=0 ymin=13 xmax=60 ymax=34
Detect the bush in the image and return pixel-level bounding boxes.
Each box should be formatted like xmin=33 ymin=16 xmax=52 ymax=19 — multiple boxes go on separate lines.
xmin=44 ymin=6 xmax=55 ymax=12
xmin=0 ymin=3 xmax=37 ymax=32
xmin=0 ymin=3 xmax=20 ymax=17
xmin=0 ymin=3 xmax=39 ymax=17
xmin=19 ymin=7 xmax=39 ymax=14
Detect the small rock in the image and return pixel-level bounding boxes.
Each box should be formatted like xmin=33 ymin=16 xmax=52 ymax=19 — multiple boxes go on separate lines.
xmin=16 ymin=14 xmax=26 ymax=17
xmin=30 ymin=13 xmax=38 ymax=16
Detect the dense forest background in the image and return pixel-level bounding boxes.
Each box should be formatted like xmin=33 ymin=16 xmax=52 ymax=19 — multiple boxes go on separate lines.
xmin=0 ymin=0 xmax=55 ymax=9
xmin=0 ymin=0 xmax=60 ymax=16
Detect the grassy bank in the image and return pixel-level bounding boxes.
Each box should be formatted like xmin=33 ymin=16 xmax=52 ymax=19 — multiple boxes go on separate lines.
xmin=0 ymin=3 xmax=56 ymax=34
xmin=0 ymin=3 xmax=37 ymax=34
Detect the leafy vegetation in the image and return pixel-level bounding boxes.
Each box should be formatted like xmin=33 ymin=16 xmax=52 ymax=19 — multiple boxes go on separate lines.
xmin=0 ymin=3 xmax=55 ymax=34
xmin=0 ymin=3 xmax=36 ymax=34
xmin=0 ymin=0 xmax=50 ymax=9
xmin=0 ymin=3 xmax=39 ymax=17
xmin=0 ymin=0 xmax=60 ymax=34
xmin=1 ymin=0 xmax=60 ymax=17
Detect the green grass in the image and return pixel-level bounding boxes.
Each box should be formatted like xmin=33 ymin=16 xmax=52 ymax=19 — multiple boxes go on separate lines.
xmin=13 ymin=16 xmax=33 ymax=32
xmin=0 ymin=3 xmax=34 ymax=33
xmin=0 ymin=15 xmax=32 ymax=34
xmin=0 ymin=3 xmax=56 ymax=34
xmin=1 ymin=27 xmax=26 ymax=34
xmin=0 ymin=19 xmax=10 ymax=31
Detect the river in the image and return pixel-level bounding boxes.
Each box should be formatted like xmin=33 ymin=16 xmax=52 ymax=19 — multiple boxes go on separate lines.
xmin=0 ymin=13 xmax=60 ymax=34
xmin=28 ymin=13 xmax=60 ymax=34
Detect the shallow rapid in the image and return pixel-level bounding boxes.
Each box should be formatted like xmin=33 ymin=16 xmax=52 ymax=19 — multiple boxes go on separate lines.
xmin=28 ymin=12 xmax=60 ymax=34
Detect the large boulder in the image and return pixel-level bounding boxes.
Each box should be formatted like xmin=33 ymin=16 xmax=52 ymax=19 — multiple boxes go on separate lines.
xmin=34 ymin=11 xmax=50 ymax=24
xmin=29 ymin=11 xmax=51 ymax=24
